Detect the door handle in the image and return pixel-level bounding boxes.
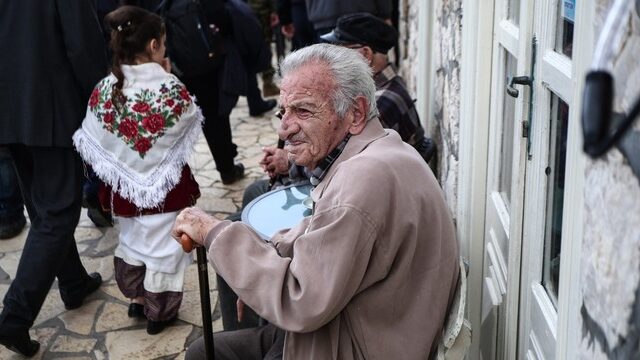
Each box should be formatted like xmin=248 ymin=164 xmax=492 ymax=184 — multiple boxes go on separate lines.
xmin=506 ymin=76 xmax=532 ymax=98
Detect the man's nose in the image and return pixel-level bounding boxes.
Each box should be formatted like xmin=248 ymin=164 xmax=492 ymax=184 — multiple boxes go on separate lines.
xmin=278 ymin=113 xmax=298 ymax=139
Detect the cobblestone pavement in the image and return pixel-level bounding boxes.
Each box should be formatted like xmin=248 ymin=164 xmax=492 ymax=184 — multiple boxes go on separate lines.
xmin=0 ymin=97 xmax=280 ymax=359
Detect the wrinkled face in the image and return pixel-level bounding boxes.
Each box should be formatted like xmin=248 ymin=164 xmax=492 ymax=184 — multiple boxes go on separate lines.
xmin=277 ymin=63 xmax=353 ymax=169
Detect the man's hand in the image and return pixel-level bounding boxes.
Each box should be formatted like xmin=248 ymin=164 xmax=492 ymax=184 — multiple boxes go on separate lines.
xmin=260 ymin=146 xmax=290 ymax=177
xmin=236 ymin=298 xmax=245 ymax=323
xmin=281 ymin=23 xmax=295 ymax=39
xmin=171 ymin=207 xmax=220 ymax=248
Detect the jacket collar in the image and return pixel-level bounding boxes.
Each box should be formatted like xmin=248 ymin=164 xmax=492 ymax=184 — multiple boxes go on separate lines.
xmin=311 ymin=117 xmax=387 ymax=201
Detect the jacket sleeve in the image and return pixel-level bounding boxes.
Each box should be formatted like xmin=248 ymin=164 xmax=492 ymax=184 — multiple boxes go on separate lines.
xmin=207 ymin=205 xmax=378 ymax=332
xmin=55 ymin=0 xmax=108 ymax=100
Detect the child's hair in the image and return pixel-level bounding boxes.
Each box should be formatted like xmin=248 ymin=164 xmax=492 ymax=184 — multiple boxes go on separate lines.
xmin=104 ymin=6 xmax=166 ymax=110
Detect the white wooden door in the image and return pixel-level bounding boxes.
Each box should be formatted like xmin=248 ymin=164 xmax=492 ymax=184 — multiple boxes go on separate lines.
xmin=518 ymin=0 xmax=577 ymax=358
xmin=480 ymin=0 xmax=579 ymax=359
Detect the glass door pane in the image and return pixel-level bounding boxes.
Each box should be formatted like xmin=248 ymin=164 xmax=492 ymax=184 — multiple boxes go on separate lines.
xmin=556 ymin=0 xmax=575 ymax=57
xmin=499 ymin=53 xmax=518 ymax=209
xmin=542 ymin=94 xmax=569 ymax=306
xmin=508 ymin=0 xmax=521 ymax=24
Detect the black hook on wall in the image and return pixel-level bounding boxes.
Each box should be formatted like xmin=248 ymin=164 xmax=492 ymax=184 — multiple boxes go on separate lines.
xmin=581 ymin=71 xmax=640 ymax=179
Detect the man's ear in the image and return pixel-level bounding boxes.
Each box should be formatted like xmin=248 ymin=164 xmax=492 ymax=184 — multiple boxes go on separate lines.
xmin=348 ymin=96 xmax=368 ymax=135
xmin=360 ymin=46 xmax=374 ymax=64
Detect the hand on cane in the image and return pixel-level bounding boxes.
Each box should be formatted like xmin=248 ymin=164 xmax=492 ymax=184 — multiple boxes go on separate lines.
xmin=171 ymin=207 xmax=221 ymax=252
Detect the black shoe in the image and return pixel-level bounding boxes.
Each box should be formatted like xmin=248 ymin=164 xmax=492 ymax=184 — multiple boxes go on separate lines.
xmin=87 ymin=207 xmax=113 ymax=227
xmin=220 ymin=163 xmax=245 ymax=185
xmin=0 ymin=332 xmax=40 ymax=357
xmin=0 ymin=214 xmax=26 ymax=240
xmin=249 ymin=99 xmax=277 ymax=117
xmin=146 ymin=317 xmax=176 ymax=335
xmin=128 ymin=303 xmax=146 ymax=319
xmin=64 ymin=272 xmax=103 ymax=310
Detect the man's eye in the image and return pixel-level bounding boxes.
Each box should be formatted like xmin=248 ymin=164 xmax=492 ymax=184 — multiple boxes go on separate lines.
xmin=296 ymin=108 xmax=313 ymax=118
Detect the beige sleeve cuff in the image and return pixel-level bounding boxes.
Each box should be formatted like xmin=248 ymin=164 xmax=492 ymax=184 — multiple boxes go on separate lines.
xmin=204 ymin=220 xmax=233 ymax=249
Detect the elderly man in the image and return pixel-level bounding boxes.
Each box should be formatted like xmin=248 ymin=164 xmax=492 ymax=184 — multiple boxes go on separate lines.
xmin=174 ymin=43 xmax=459 ymax=359
xmin=321 ymin=12 xmax=436 ymax=165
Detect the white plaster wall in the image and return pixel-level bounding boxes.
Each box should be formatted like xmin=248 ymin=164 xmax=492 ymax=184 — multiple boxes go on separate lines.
xmin=580 ymin=0 xmax=640 ymax=357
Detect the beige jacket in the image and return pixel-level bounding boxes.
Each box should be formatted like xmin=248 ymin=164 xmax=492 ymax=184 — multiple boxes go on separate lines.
xmin=205 ymin=118 xmax=459 ymax=359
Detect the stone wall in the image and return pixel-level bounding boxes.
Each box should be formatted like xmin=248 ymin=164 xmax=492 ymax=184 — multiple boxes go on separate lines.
xmin=399 ymin=0 xmax=462 ymax=218
xmin=580 ymin=1 xmax=640 ymax=358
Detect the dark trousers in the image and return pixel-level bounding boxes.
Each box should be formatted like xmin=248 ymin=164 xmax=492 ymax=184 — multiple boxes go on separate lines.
xmin=0 ymin=146 xmax=89 ymax=334
xmin=290 ymin=1 xmax=317 ymax=50
xmin=0 ymin=147 xmax=23 ymax=220
xmin=183 ymin=73 xmax=238 ymax=174
xmin=186 ymin=323 xmax=285 ymax=360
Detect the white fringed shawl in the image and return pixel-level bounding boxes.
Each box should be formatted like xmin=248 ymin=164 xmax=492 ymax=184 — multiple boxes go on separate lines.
xmin=73 ymin=63 xmax=203 ymax=209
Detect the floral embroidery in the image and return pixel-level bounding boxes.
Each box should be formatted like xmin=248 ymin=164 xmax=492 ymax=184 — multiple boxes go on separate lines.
xmin=90 ymin=78 xmax=192 ymax=158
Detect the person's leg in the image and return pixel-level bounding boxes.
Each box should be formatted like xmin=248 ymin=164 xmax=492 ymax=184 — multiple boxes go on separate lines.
xmin=246 ymin=67 xmax=277 ymax=117
xmin=217 ymin=274 xmax=261 ymax=331
xmin=186 ymin=324 xmax=284 ymax=360
xmin=83 ymin=166 xmax=113 ymax=227
xmin=0 ymin=147 xmax=25 ymax=239
xmin=113 ymin=256 xmax=146 ymax=318
xmin=0 ymin=146 xmax=99 ymax=355
xmin=183 ymin=73 xmax=242 ymax=180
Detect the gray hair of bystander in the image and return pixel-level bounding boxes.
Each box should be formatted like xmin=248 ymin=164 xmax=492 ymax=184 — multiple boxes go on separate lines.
xmin=279 ymin=43 xmax=379 ymax=122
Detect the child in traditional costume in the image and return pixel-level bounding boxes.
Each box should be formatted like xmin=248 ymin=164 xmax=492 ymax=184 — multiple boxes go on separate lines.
xmin=73 ymin=6 xmax=201 ymax=335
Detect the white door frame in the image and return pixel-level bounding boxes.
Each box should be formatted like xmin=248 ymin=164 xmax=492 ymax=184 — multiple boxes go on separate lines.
xmin=458 ymin=0 xmax=495 ymax=358
xmin=555 ymin=1 xmax=592 ymax=359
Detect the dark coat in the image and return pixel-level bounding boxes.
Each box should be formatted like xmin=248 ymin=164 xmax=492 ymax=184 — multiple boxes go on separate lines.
xmin=0 ymin=0 xmax=108 ymax=147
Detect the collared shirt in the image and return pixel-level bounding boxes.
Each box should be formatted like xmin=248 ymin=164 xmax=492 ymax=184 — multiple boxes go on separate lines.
xmin=374 ymin=63 xmax=425 ymax=147
xmin=308 ymin=134 xmax=351 ymax=186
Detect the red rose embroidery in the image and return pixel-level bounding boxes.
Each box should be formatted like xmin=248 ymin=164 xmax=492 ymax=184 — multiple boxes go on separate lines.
xmin=104 ymin=100 xmax=112 ymax=110
xmin=173 ymin=104 xmax=183 ymax=115
xmin=89 ymin=88 xmax=100 ymax=109
xmin=142 ymin=113 xmax=165 ymax=134
xmin=134 ymin=137 xmax=152 ymax=154
xmin=179 ymin=87 xmax=190 ymax=101
xmin=118 ymin=118 xmax=138 ymax=139
xmin=103 ymin=111 xmax=115 ymax=124
xmin=164 ymin=99 xmax=175 ymax=107
xmin=132 ymin=102 xmax=151 ymax=113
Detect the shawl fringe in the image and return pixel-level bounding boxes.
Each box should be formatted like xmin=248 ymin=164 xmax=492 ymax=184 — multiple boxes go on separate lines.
xmin=73 ymin=106 xmax=204 ymax=209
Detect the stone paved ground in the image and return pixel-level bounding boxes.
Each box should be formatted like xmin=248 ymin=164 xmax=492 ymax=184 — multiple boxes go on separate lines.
xmin=0 ymin=97 xmax=280 ymax=359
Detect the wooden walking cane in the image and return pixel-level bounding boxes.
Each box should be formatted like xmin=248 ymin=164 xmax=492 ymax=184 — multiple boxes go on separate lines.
xmin=181 ymin=234 xmax=215 ymax=359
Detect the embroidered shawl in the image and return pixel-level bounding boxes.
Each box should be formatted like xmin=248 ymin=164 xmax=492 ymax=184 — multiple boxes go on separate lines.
xmin=73 ymin=62 xmax=203 ymax=209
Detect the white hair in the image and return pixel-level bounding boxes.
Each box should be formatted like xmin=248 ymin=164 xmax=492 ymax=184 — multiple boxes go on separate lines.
xmin=279 ymin=43 xmax=379 ymax=121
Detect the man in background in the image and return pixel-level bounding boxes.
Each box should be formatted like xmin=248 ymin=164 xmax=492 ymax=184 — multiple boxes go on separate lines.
xmin=0 ymin=1 xmax=107 ymax=356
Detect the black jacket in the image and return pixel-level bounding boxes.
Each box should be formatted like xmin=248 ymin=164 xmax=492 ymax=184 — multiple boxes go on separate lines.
xmin=0 ymin=0 xmax=108 ymax=147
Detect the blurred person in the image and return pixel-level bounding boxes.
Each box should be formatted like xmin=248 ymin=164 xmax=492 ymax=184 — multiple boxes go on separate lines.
xmin=175 ymin=44 xmax=459 ymax=360
xmin=277 ymin=0 xmax=318 ymax=50
xmin=0 ymin=1 xmax=107 ymax=356
xmin=305 ymin=0 xmax=393 ymax=36
xmin=247 ymin=0 xmax=281 ymax=98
